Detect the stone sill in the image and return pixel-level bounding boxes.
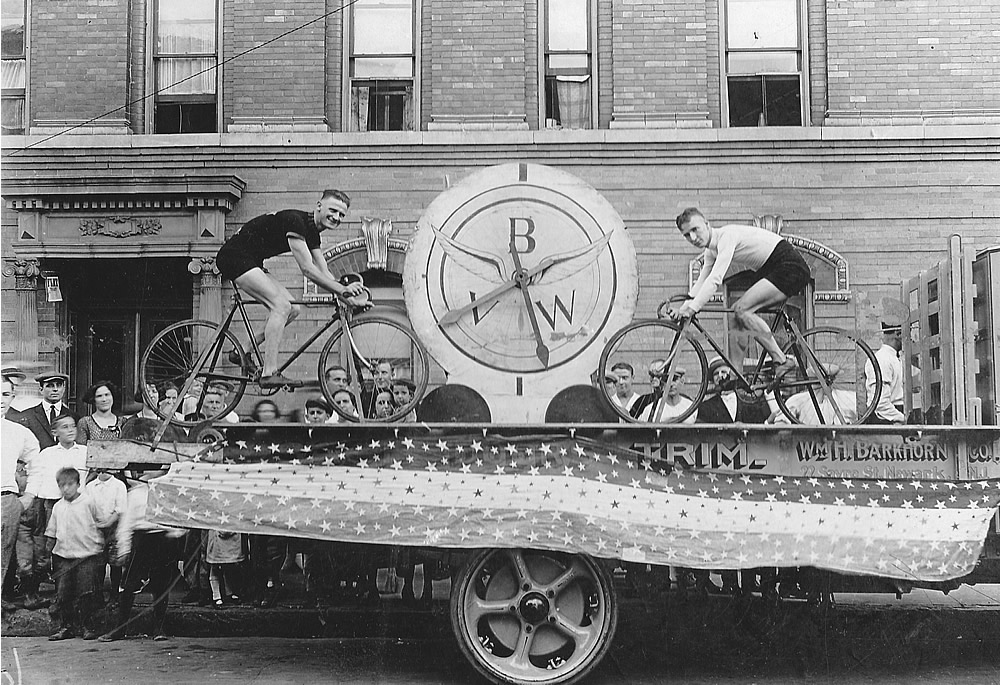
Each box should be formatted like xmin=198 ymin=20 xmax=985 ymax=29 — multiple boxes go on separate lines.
xmin=2 ymin=124 xmax=998 ymax=150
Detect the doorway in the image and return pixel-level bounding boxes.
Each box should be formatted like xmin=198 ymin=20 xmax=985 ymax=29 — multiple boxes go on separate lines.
xmin=49 ymin=258 xmax=192 ymax=412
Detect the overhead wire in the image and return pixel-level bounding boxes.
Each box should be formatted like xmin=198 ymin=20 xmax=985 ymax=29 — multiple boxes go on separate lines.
xmin=3 ymin=0 xmax=362 ymax=157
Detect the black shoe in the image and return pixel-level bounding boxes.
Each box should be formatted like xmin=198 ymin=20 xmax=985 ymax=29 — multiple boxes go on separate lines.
xmin=98 ymin=631 xmax=125 ymax=642
xmin=48 ymin=627 xmax=74 ymax=641
xmin=81 ymin=629 xmax=100 ymax=641
xmin=180 ymin=591 xmax=202 ymax=604
xmin=772 ymin=359 xmax=798 ymax=382
xmin=259 ymin=373 xmax=303 ymax=389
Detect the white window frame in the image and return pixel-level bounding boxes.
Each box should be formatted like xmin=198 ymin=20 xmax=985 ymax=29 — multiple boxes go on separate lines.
xmin=538 ymin=0 xmax=598 ymax=129
xmin=145 ymin=0 xmax=222 ymax=134
xmin=342 ymin=0 xmax=420 ymax=132
xmin=1 ymin=0 xmax=28 ymax=135
xmin=720 ymin=0 xmax=810 ymax=127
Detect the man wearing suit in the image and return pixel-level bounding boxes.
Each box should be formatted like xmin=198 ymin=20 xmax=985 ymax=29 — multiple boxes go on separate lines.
xmin=8 ymin=372 xmax=76 ymax=609
xmin=7 ymin=372 xmax=75 ymax=450
xmin=695 ymin=358 xmax=770 ymax=424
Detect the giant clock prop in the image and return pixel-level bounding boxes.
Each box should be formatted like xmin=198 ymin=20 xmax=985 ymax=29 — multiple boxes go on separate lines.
xmin=404 ymin=163 xmax=637 ymax=422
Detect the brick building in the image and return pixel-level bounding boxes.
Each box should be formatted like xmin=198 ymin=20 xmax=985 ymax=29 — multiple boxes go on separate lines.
xmin=1 ymin=0 xmax=998 ymax=416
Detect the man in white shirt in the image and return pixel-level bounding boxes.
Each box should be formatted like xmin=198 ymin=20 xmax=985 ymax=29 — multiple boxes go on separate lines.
xmin=667 ymin=208 xmax=811 ymax=381
xmin=864 ymin=322 xmax=905 ymax=424
xmin=609 ymin=362 xmax=641 ymax=413
xmin=2 ymin=378 xmax=39 ymax=611
xmin=634 ymin=362 xmax=696 ymax=423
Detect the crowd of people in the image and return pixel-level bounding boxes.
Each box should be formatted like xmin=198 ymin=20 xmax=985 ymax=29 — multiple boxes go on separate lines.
xmin=0 ymin=366 xmax=432 ymax=642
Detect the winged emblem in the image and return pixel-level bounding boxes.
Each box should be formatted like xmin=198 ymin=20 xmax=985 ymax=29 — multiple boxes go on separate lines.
xmin=432 ymin=225 xmax=612 ymax=286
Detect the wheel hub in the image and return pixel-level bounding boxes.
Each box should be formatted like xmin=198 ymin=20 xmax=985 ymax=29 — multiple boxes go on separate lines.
xmin=518 ymin=592 xmax=550 ymax=624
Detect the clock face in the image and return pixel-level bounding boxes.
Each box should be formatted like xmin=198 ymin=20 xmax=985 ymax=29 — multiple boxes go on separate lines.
xmin=405 ymin=164 xmax=637 ymax=376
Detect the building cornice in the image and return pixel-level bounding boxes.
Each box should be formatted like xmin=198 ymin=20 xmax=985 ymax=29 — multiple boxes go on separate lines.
xmin=1 ymin=175 xmax=247 ymax=212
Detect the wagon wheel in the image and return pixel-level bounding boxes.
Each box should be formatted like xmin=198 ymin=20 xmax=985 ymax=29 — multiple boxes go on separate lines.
xmin=450 ymin=549 xmax=617 ymax=685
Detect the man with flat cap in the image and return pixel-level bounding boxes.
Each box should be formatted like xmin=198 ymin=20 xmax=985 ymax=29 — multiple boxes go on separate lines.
xmin=7 ymin=372 xmax=76 ymax=450
xmin=864 ymin=322 xmax=905 ymax=424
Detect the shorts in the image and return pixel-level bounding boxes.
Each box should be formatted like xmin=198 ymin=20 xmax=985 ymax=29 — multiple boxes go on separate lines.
xmin=755 ymin=239 xmax=811 ymax=297
xmin=216 ymin=245 xmax=263 ymax=282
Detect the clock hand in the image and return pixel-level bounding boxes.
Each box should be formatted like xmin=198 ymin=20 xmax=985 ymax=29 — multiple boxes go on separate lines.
xmin=437 ymin=254 xmax=557 ymax=327
xmin=509 ymin=236 xmax=550 ymax=368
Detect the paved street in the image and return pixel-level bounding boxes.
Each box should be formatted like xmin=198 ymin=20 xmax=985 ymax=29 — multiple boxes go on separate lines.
xmin=3 ymin=635 xmax=1000 ymax=685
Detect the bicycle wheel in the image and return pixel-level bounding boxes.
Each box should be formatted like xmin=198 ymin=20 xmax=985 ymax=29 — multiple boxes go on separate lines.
xmin=774 ymin=326 xmax=880 ymax=425
xmin=140 ymin=319 xmax=248 ymax=427
xmin=317 ymin=315 xmax=430 ymax=422
xmin=598 ymin=319 xmax=708 ymax=423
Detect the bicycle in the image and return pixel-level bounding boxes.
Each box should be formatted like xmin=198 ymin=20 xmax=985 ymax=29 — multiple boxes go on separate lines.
xmin=598 ymin=295 xmax=882 ymax=425
xmin=139 ymin=275 xmax=431 ymax=434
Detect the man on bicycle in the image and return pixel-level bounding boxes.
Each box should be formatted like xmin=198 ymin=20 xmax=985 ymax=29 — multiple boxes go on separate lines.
xmin=667 ymin=208 xmax=811 ymax=380
xmin=216 ymin=189 xmax=364 ymax=388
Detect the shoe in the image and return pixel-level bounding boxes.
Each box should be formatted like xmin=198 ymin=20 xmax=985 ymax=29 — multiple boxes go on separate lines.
xmin=180 ymin=590 xmax=202 ymax=604
xmin=259 ymin=373 xmax=303 ymax=389
xmin=81 ymin=629 xmax=100 ymax=641
xmin=22 ymin=594 xmax=48 ymax=610
xmin=98 ymin=630 xmax=125 ymax=642
xmin=228 ymin=349 xmax=259 ymax=375
xmin=48 ymin=627 xmax=74 ymax=641
xmin=153 ymin=634 xmax=169 ymax=642
xmin=214 ymin=598 xmax=225 ymax=609
xmin=772 ymin=359 xmax=798 ymax=381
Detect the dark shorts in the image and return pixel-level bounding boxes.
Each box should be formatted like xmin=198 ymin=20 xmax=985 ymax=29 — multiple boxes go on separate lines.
xmin=755 ymin=240 xmax=811 ymax=297
xmin=216 ymin=246 xmax=263 ymax=282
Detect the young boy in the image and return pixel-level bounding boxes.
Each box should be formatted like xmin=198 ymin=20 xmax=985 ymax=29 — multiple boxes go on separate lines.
xmin=304 ymin=397 xmax=333 ymax=424
xmin=44 ymin=467 xmax=107 ymax=640
xmin=391 ymin=380 xmax=418 ymax=423
xmin=87 ymin=469 xmax=128 ymax=605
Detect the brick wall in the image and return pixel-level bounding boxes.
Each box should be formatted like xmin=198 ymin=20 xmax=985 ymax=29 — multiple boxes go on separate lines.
xmin=610 ymin=0 xmax=709 ymax=124
xmin=223 ymin=0 xmax=327 ymax=123
xmin=29 ymin=0 xmax=130 ymax=127
xmin=826 ymin=0 xmax=1000 ymax=121
xmin=426 ymin=0 xmax=528 ymax=125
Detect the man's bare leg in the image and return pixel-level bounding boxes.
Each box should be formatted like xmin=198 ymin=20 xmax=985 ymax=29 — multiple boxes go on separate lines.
xmin=732 ymin=279 xmax=789 ymax=366
xmin=233 ymin=269 xmax=300 ymax=377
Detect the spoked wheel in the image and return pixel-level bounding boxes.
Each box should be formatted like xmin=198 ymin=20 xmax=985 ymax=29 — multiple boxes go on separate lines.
xmin=318 ymin=315 xmax=430 ymax=422
xmin=774 ymin=326 xmax=881 ymax=425
xmin=598 ymin=319 xmax=708 ymax=422
xmin=451 ymin=549 xmax=618 ymax=685
xmin=139 ymin=319 xmax=248 ymax=427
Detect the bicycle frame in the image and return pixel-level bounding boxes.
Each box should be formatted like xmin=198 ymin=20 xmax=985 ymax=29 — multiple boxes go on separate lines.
xmin=666 ymin=304 xmax=848 ymax=424
xmin=150 ymin=290 xmax=361 ymax=448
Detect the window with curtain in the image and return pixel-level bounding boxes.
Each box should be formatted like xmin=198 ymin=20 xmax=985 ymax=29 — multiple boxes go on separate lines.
xmin=725 ymin=0 xmax=803 ymax=127
xmin=154 ymin=0 xmax=217 ymax=133
xmin=544 ymin=0 xmax=592 ymax=129
xmin=349 ymin=0 xmax=415 ymax=132
xmin=1 ymin=0 xmax=26 ymax=135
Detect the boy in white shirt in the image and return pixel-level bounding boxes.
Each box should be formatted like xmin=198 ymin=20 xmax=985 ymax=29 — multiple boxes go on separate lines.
xmin=44 ymin=467 xmax=108 ymax=640
xmin=87 ymin=470 xmax=128 ymax=604
xmin=18 ymin=414 xmax=88 ymax=608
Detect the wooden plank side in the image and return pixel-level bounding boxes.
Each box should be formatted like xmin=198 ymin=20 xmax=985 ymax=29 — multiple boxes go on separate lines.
xmin=87 ymin=441 xmax=211 ymax=469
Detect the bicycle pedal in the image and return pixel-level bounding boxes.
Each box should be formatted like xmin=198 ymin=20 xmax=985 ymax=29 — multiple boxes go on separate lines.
xmin=258 ymin=374 xmax=304 ymax=389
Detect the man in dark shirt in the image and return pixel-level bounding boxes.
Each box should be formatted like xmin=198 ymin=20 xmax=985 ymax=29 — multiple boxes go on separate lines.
xmin=216 ymin=189 xmax=363 ymax=387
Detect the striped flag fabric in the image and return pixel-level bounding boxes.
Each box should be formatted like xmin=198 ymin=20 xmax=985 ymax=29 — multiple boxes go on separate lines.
xmin=147 ymin=432 xmax=1000 ymax=582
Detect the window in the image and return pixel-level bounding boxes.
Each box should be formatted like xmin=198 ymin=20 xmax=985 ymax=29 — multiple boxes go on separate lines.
xmin=1 ymin=0 xmax=26 ymax=135
xmin=544 ymin=0 xmax=592 ymax=129
xmin=725 ymin=0 xmax=803 ymax=127
xmin=349 ymin=0 xmax=415 ymax=132
xmin=153 ymin=0 xmax=217 ymax=133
